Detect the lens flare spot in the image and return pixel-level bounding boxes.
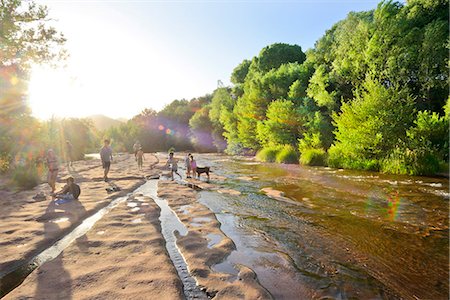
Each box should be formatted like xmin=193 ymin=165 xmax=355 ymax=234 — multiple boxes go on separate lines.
xmin=158 ymin=125 xmax=165 ymax=131
xmin=387 ymin=191 xmax=401 ymax=221
xmin=10 ymin=76 xmax=19 ymax=86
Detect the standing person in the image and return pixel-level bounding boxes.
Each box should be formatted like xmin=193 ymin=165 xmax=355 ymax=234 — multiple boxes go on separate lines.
xmin=100 ymin=139 xmax=113 ymax=182
xmin=185 ymin=153 xmax=192 ymax=178
xmin=133 ymin=141 xmax=141 ymax=161
xmin=46 ymin=149 xmax=59 ymax=195
xmin=136 ymin=147 xmax=145 ymax=171
xmin=65 ymin=140 xmax=73 ymax=167
xmin=190 ymin=155 xmax=197 ymax=179
xmin=165 ymin=152 xmax=182 ymax=181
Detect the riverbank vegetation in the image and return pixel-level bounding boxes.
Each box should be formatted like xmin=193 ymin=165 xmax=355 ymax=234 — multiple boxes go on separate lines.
xmin=1 ymin=0 xmax=448 ymax=182
xmin=118 ymin=0 xmax=446 ymax=176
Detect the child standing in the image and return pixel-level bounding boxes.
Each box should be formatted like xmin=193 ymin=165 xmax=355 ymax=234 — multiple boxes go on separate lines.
xmin=185 ymin=153 xmax=192 ymax=178
xmin=100 ymin=139 xmax=113 ymax=182
xmin=136 ymin=147 xmax=145 ymax=171
xmin=166 ymin=152 xmax=182 ymax=181
xmin=190 ymin=155 xmax=197 ymax=179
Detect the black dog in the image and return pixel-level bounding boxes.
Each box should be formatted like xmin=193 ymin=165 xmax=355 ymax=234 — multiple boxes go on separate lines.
xmin=196 ymin=167 xmax=210 ymax=182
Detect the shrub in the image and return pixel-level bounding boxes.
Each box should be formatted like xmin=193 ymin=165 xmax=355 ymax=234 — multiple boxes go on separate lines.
xmin=0 ymin=155 xmax=10 ymax=173
xmin=328 ymin=145 xmax=380 ymax=171
xmin=381 ymin=147 xmax=440 ymax=176
xmin=300 ymin=148 xmax=327 ymax=166
xmin=12 ymin=165 xmax=40 ymax=190
xmin=256 ymin=146 xmax=280 ymax=162
xmin=275 ymin=145 xmax=298 ymax=164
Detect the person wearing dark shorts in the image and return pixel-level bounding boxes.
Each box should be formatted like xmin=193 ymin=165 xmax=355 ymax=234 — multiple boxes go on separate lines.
xmin=100 ymin=139 xmax=113 ymax=182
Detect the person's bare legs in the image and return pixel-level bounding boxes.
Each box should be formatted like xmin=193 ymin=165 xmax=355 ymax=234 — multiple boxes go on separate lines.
xmin=48 ymin=170 xmax=58 ymax=194
xmin=104 ymin=165 xmax=110 ymax=181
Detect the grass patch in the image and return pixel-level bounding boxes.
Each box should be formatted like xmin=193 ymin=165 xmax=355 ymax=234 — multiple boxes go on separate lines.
xmin=12 ymin=165 xmax=40 ymax=190
xmin=381 ymin=148 xmax=440 ymax=176
xmin=256 ymin=146 xmax=280 ymax=162
xmin=328 ymin=145 xmax=379 ymax=171
xmin=275 ymin=145 xmax=298 ymax=164
xmin=300 ymin=148 xmax=327 ymax=166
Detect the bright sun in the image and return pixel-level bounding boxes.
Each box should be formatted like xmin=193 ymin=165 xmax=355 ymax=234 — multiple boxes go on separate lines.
xmin=28 ymin=66 xmax=83 ymax=120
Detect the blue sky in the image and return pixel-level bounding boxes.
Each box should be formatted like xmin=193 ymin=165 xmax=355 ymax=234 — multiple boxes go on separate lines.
xmin=30 ymin=0 xmax=388 ymax=119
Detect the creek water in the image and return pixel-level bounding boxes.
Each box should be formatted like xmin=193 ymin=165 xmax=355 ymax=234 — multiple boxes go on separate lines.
xmin=194 ymin=154 xmax=449 ymax=299
xmin=137 ymin=180 xmax=207 ymax=299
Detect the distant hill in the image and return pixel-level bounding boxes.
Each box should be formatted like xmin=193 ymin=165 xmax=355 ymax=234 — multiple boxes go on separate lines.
xmin=87 ymin=115 xmax=126 ymax=131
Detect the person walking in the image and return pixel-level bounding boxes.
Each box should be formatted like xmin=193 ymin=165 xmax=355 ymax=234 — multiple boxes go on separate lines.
xmin=165 ymin=152 xmax=182 ymax=181
xmin=100 ymin=139 xmax=113 ymax=182
xmin=133 ymin=141 xmax=141 ymax=161
xmin=136 ymin=147 xmax=145 ymax=171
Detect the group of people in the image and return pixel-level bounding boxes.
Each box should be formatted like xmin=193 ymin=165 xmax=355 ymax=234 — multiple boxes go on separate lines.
xmin=44 ymin=138 xmax=203 ymax=200
xmin=165 ymin=152 xmax=198 ymax=181
xmin=45 ymin=148 xmax=80 ymax=201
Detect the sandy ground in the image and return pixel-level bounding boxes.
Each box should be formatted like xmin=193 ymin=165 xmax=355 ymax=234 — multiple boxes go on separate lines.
xmin=1 ymin=153 xmax=271 ymax=299
xmin=0 ymin=153 xmax=153 ymax=274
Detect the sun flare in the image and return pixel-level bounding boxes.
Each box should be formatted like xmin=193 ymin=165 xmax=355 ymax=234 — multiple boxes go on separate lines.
xmin=28 ymin=66 xmax=82 ymax=120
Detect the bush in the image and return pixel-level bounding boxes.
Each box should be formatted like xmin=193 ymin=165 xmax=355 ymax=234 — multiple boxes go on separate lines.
xmin=12 ymin=166 xmax=40 ymax=190
xmin=381 ymin=147 xmax=440 ymax=176
xmin=300 ymin=148 xmax=327 ymax=166
xmin=0 ymin=155 xmax=10 ymax=173
xmin=256 ymin=146 xmax=280 ymax=162
xmin=328 ymin=145 xmax=380 ymax=171
xmin=275 ymin=145 xmax=298 ymax=164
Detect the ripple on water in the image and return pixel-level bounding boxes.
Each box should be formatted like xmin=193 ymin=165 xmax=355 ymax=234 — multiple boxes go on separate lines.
xmin=50 ymin=217 xmax=69 ymax=223
xmin=207 ymin=233 xmax=222 ymax=249
xmin=192 ymin=217 xmax=211 ymax=223
xmin=178 ymin=205 xmax=191 ymax=215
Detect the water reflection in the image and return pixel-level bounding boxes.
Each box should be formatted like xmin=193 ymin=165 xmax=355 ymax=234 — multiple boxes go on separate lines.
xmin=195 ymin=154 xmax=449 ymax=299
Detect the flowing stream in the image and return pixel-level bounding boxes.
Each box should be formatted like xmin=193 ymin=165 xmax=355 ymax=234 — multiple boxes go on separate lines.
xmin=194 ymin=154 xmax=449 ymax=299
xmin=138 ymin=180 xmax=207 ymax=299
xmin=1 ymin=153 xmax=448 ymax=299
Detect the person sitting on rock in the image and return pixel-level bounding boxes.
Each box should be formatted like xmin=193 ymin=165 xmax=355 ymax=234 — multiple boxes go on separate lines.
xmin=55 ymin=176 xmax=81 ymax=200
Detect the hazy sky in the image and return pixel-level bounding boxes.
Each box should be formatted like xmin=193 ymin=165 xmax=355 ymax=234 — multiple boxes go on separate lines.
xmin=29 ymin=0 xmax=385 ymax=120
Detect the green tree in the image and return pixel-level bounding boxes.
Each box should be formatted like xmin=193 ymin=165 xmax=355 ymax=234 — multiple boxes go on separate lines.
xmin=209 ymin=88 xmax=233 ymax=151
xmin=231 ymin=59 xmax=251 ymax=85
xmin=256 ymin=99 xmax=304 ymax=147
xmin=189 ymin=106 xmax=216 ymax=152
xmin=0 ymin=0 xmax=66 ymax=176
xmin=0 ymin=0 xmax=66 ymax=70
xmin=251 ymin=43 xmax=306 ymax=73
xmin=328 ymin=78 xmax=415 ymax=170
